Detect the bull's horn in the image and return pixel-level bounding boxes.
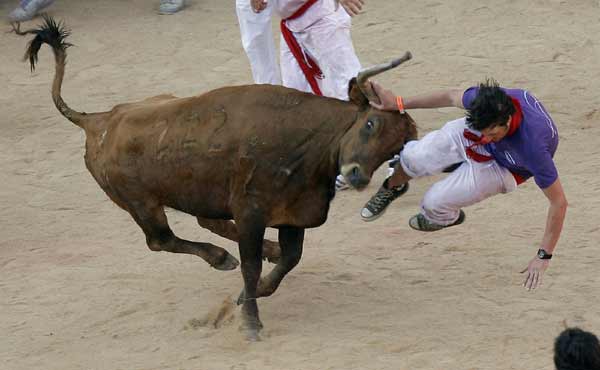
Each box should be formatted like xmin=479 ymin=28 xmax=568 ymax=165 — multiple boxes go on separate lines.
xmin=357 ymin=51 xmax=412 ymax=104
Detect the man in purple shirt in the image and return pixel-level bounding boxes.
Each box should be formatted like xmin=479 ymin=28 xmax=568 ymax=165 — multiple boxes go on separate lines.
xmin=359 ymin=79 xmax=567 ymax=290
xmin=462 ymin=86 xmax=560 ymax=188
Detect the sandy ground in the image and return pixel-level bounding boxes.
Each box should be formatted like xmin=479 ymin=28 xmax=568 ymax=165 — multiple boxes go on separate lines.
xmin=2 ymin=0 xmax=600 ymax=369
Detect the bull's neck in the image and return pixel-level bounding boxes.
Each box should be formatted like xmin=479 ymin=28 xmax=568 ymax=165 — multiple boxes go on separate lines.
xmin=265 ymin=94 xmax=359 ymax=193
xmin=318 ymin=106 xmax=359 ymax=185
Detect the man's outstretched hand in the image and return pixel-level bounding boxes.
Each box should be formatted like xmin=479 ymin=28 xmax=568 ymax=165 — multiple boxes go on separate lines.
xmin=521 ymin=255 xmax=550 ymax=290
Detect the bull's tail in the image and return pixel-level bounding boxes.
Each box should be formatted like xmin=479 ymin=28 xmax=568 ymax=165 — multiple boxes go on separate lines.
xmin=15 ymin=15 xmax=87 ymax=127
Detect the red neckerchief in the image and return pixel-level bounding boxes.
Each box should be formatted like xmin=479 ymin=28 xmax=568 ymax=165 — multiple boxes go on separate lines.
xmin=462 ymin=97 xmax=526 ymax=185
xmin=506 ymin=97 xmax=522 ymax=135
xmin=280 ymin=0 xmax=323 ymax=96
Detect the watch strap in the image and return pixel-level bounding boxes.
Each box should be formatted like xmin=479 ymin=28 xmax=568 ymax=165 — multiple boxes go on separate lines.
xmin=537 ymin=248 xmax=553 ymax=260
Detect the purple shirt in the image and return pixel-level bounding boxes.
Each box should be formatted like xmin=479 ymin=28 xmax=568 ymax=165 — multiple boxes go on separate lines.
xmin=462 ymin=87 xmax=559 ymax=189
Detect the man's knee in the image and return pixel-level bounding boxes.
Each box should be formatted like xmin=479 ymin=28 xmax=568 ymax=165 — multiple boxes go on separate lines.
xmin=421 ymin=193 xmax=443 ymax=217
xmin=398 ymin=147 xmax=425 ymax=178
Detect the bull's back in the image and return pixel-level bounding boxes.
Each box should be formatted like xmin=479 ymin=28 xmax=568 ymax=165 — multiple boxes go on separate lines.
xmin=88 ymin=85 xmax=355 ymax=222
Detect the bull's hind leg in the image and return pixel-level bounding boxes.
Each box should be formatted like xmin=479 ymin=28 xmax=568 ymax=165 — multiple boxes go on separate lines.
xmin=128 ymin=202 xmax=239 ymax=270
xmin=237 ymin=226 xmax=304 ymax=303
xmin=196 ymin=217 xmax=281 ymax=263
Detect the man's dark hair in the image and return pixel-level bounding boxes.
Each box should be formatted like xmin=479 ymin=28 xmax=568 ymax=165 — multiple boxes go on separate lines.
xmin=465 ymin=78 xmax=515 ymax=131
xmin=554 ymin=327 xmax=600 ymax=370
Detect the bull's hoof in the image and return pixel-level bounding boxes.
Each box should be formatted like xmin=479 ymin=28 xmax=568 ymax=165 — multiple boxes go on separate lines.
xmin=243 ymin=328 xmax=261 ymax=342
xmin=240 ymin=318 xmax=264 ymax=341
xmin=212 ymin=253 xmax=239 ymax=271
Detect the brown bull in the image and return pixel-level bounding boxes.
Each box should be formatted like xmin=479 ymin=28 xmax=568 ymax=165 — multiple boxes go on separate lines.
xmin=18 ymin=16 xmax=417 ymax=340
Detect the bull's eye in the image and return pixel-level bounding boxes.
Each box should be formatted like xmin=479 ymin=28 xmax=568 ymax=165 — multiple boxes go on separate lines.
xmin=361 ymin=118 xmax=380 ymax=139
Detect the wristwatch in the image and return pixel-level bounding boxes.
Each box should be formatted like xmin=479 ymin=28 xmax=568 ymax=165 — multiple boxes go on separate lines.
xmin=537 ymin=249 xmax=553 ymax=260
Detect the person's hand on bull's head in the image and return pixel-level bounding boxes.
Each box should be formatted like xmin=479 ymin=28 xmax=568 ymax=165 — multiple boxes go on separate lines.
xmin=349 ymin=51 xmax=411 ymax=112
xmin=369 ymin=81 xmax=399 ymax=111
xmin=340 ymin=53 xmax=417 ymax=190
xmin=251 ymin=0 xmax=268 ymax=13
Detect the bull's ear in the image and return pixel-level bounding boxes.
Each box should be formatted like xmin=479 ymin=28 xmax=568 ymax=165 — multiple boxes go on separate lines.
xmin=348 ymin=77 xmax=370 ymax=108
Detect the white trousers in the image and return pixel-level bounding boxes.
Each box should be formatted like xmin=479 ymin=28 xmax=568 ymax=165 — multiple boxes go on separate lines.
xmin=236 ymin=0 xmax=360 ymax=100
xmin=280 ymin=5 xmax=361 ymax=100
xmin=399 ymin=118 xmax=518 ymax=225
xmin=236 ymin=0 xmax=282 ymax=85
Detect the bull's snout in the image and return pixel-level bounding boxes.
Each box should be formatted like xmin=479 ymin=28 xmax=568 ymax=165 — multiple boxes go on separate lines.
xmin=340 ymin=163 xmax=370 ymax=190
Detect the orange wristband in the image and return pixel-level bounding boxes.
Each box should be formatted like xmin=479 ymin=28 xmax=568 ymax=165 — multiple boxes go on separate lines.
xmin=396 ymin=96 xmax=406 ymax=113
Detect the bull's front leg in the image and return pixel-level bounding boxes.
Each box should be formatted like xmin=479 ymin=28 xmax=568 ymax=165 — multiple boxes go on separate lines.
xmin=237 ymin=226 xmax=304 ymax=302
xmin=236 ymin=215 xmax=266 ymax=342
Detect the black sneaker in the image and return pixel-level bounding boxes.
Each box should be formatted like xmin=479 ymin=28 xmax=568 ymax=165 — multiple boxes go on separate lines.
xmin=360 ymin=179 xmax=409 ymax=222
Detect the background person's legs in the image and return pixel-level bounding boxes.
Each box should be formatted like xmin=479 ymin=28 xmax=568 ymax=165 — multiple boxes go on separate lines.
xmin=282 ymin=7 xmax=360 ymax=100
xmin=279 ymin=34 xmax=312 ymax=93
xmin=8 ymin=0 xmax=55 ymax=22
xmin=159 ymin=0 xmax=185 ymax=15
xmin=236 ymin=0 xmax=281 ymax=85
xmin=302 ymin=7 xmax=361 ymax=100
